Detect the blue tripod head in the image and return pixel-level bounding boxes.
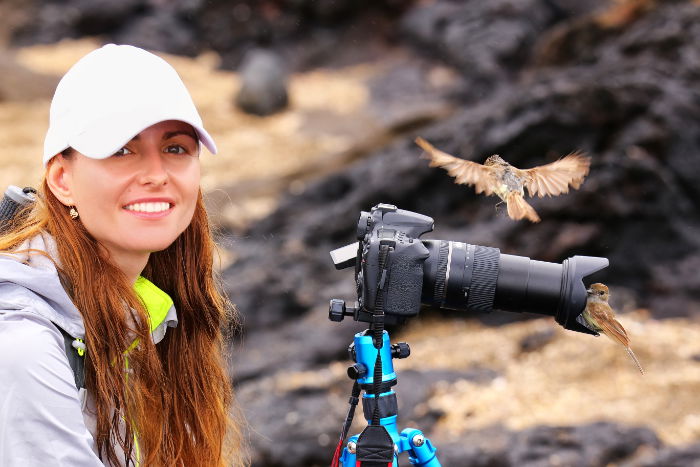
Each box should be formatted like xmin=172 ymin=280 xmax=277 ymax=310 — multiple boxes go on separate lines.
xmin=335 ymin=330 xmax=439 ymax=466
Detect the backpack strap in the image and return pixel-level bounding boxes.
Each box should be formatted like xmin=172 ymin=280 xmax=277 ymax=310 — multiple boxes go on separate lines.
xmin=0 ymin=186 xmax=36 ymax=233
xmin=54 ymin=324 xmax=85 ymax=389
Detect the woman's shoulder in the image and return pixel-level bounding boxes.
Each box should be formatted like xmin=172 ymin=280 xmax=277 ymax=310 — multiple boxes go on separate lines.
xmin=0 ymin=310 xmax=68 ymax=379
xmin=0 ymin=230 xmax=59 ymax=269
xmin=0 ymin=232 xmax=85 ymax=338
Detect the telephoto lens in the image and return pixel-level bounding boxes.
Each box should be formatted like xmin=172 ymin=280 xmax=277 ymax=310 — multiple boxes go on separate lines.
xmin=421 ymin=239 xmax=607 ymax=335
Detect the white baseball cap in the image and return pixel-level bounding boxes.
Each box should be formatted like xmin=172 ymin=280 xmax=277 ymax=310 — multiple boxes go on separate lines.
xmin=43 ymin=44 xmax=217 ymax=165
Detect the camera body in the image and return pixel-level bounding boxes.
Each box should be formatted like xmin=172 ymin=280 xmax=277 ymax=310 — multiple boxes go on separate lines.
xmin=356 ymin=204 xmax=432 ymax=319
xmin=331 ymin=203 xmax=608 ymax=334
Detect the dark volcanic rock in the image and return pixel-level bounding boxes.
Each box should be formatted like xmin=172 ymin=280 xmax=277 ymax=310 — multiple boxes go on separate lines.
xmin=242 ymin=408 xmax=664 ymax=467
xmin=229 ymin=306 xmax=366 ymax=383
xmin=224 ymin=5 xmax=700 ymax=461
xmin=238 ymin=357 xmax=502 ymax=466
xmin=437 ymin=422 xmax=661 ymax=467
xmin=400 ymin=0 xmax=557 ymax=82
xmin=10 ymin=0 xmax=413 ymax=66
xmin=112 ymin=9 xmax=201 ymax=57
xmin=225 ymin=1 xmax=700 ymax=327
xmin=12 ymin=0 xmax=146 ymax=46
xmin=506 ymin=422 xmax=661 ymax=466
xmin=627 ymin=441 xmax=700 ymax=467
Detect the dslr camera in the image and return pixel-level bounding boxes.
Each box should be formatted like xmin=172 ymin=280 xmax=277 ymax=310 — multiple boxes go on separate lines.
xmin=330 ymin=203 xmax=607 ymax=334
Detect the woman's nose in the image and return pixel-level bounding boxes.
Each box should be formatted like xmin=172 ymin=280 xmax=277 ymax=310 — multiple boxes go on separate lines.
xmin=138 ymin=150 xmax=168 ymax=186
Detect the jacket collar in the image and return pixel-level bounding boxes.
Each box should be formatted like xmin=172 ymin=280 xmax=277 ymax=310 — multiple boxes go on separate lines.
xmin=133 ymin=276 xmax=178 ymax=344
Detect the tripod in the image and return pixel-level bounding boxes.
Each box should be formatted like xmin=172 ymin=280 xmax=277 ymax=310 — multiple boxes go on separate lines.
xmin=337 ymin=329 xmax=440 ymax=466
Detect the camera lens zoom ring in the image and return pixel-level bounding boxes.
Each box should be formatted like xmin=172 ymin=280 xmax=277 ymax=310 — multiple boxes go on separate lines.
xmin=467 ymin=246 xmax=500 ymax=313
xmin=433 ymin=241 xmax=449 ymax=304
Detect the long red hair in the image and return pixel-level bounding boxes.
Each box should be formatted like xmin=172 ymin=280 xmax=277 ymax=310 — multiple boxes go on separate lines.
xmin=1 ymin=178 xmax=247 ymax=466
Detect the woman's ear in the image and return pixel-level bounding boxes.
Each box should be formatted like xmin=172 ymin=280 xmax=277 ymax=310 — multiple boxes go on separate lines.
xmin=46 ymin=155 xmax=74 ymax=206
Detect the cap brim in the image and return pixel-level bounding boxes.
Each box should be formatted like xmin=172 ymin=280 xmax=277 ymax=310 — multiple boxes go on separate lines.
xmin=68 ymin=109 xmax=217 ymax=159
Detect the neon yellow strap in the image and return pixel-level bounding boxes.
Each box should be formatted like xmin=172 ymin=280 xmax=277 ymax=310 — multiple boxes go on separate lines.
xmin=133 ymin=428 xmax=142 ymax=466
xmin=127 ymin=277 xmax=172 ymax=465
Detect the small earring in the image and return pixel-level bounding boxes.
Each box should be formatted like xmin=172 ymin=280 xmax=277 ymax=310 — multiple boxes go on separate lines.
xmin=69 ymin=206 xmax=79 ymax=219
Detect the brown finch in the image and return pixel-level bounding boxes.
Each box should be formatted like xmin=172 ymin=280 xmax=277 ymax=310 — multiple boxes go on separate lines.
xmin=415 ymin=137 xmax=590 ymax=222
xmin=581 ymin=283 xmax=644 ymax=374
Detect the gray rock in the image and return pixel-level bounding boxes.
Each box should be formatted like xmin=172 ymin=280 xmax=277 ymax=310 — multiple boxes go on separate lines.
xmin=235 ymin=49 xmax=289 ymax=116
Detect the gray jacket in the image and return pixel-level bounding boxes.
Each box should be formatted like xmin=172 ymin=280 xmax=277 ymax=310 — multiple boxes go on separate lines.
xmin=0 ymin=233 xmax=177 ymax=466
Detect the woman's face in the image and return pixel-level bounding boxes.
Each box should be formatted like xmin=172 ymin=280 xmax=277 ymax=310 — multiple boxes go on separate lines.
xmin=49 ymin=120 xmax=201 ymax=272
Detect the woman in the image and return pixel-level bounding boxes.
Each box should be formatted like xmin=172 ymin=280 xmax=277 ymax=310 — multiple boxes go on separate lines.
xmin=0 ymin=44 xmax=246 ymax=466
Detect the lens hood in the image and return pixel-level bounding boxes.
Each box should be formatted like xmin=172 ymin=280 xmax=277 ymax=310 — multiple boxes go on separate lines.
xmin=556 ymin=256 xmax=609 ymax=335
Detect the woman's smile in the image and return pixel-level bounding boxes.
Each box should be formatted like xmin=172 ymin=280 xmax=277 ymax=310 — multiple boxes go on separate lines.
xmin=123 ymin=198 xmax=175 ymax=219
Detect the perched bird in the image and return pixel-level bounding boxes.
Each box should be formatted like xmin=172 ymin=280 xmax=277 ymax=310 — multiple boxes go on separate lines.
xmin=580 ymin=283 xmax=644 ymax=375
xmin=415 ymin=137 xmax=590 ymax=222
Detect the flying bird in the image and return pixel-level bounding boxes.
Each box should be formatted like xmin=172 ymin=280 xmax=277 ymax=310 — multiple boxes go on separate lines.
xmin=580 ymin=283 xmax=644 ymax=375
xmin=415 ymin=137 xmax=590 ymax=222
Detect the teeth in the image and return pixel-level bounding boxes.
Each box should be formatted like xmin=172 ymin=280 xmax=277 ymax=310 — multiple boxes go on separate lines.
xmin=125 ymin=202 xmax=171 ymax=213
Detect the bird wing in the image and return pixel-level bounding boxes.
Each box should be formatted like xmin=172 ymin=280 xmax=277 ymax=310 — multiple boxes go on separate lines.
xmin=597 ymin=311 xmax=630 ymax=348
xmin=415 ymin=137 xmax=495 ymax=195
xmin=517 ymin=152 xmax=590 ymax=198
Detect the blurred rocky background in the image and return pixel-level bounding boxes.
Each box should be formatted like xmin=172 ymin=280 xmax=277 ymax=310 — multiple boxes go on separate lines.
xmin=1 ymin=0 xmax=700 ymax=465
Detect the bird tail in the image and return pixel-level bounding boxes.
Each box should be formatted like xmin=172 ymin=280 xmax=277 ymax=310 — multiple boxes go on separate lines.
xmin=506 ymin=192 xmax=540 ymax=222
xmin=626 ymin=347 xmax=645 ymax=375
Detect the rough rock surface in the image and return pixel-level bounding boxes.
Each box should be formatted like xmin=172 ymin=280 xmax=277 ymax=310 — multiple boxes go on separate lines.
xmin=227 ymin=0 xmax=700 ymax=335
xmin=221 ymin=2 xmax=700 ymax=463
xmin=11 ymin=0 xmax=411 ymax=69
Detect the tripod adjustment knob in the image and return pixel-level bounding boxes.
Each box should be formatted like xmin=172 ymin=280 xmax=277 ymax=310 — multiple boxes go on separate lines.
xmin=347 ymin=363 xmax=366 ymax=380
xmin=391 ymin=342 xmax=411 ymax=359
xmin=329 ymin=299 xmax=346 ymax=322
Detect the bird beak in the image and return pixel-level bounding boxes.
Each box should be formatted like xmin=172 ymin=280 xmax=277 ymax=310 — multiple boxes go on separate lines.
xmin=586 ymin=288 xmax=592 ymax=295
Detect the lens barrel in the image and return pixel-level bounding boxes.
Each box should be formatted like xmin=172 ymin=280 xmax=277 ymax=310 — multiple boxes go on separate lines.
xmin=421 ymin=240 xmax=607 ymax=335
xmin=496 ymin=254 xmax=563 ymax=316
xmin=422 ymin=241 xmax=500 ymax=313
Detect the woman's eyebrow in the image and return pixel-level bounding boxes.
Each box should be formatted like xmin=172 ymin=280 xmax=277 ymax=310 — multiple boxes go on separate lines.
xmin=163 ymin=130 xmax=198 ymax=141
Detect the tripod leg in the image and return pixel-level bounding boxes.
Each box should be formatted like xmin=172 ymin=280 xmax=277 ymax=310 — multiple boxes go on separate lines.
xmin=338 ymin=434 xmax=358 ymax=466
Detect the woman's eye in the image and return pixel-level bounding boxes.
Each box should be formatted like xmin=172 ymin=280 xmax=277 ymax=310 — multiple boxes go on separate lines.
xmin=165 ymin=144 xmax=189 ymax=155
xmin=112 ymin=147 xmax=133 ymax=157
